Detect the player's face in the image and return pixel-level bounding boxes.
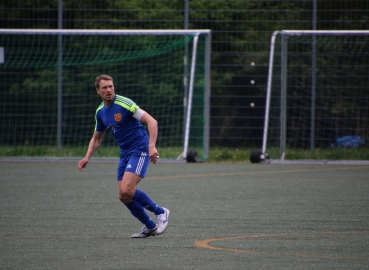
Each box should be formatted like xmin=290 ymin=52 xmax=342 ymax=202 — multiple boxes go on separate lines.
xmin=97 ymin=79 xmax=115 ymax=104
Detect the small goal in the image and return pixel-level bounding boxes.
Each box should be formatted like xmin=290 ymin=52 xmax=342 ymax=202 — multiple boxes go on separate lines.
xmin=263 ymin=30 xmax=369 ymax=159
xmin=0 ymin=29 xmax=211 ymax=160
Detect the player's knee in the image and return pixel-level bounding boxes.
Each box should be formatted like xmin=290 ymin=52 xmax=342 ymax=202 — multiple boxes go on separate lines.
xmin=118 ymin=188 xmax=134 ymax=204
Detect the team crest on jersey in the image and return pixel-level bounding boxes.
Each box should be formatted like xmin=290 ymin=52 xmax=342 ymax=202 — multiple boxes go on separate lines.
xmin=114 ymin=113 xmax=122 ymax=122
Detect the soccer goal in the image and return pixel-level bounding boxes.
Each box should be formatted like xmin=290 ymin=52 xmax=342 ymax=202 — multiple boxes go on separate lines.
xmin=263 ymin=30 xmax=369 ymax=160
xmin=0 ymin=29 xmax=211 ymax=160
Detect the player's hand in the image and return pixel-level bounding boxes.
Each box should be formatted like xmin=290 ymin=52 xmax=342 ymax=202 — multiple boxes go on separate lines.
xmin=78 ymin=158 xmax=89 ymax=171
xmin=150 ymin=153 xmax=159 ymax=164
xmin=149 ymin=145 xmax=159 ymax=164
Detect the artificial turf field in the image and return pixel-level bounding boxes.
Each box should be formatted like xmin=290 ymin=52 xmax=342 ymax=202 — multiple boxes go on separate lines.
xmin=1 ymin=160 xmax=368 ymax=269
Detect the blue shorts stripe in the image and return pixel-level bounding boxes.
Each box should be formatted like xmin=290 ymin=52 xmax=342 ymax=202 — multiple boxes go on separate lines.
xmin=135 ymin=152 xmax=146 ymax=175
xmin=117 ymin=150 xmax=150 ymax=180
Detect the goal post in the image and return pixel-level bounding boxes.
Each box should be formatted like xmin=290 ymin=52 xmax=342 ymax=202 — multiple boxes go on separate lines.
xmin=0 ymin=29 xmax=211 ymax=160
xmin=263 ymin=30 xmax=369 ymax=159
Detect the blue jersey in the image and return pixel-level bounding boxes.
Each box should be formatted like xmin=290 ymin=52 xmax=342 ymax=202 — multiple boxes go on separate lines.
xmin=95 ymin=94 xmax=149 ymax=153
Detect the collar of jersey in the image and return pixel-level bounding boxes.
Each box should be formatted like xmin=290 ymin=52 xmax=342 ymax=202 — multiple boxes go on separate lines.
xmin=104 ymin=94 xmax=116 ymax=109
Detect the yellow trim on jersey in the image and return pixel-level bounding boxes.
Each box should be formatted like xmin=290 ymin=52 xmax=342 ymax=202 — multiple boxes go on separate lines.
xmin=114 ymin=95 xmax=139 ymax=113
xmin=95 ymin=103 xmax=104 ymax=130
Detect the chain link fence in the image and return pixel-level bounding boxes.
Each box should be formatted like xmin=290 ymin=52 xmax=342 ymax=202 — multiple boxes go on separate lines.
xmin=1 ymin=0 xmax=368 ymax=154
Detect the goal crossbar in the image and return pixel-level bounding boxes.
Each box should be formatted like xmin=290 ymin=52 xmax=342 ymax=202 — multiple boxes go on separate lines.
xmin=0 ymin=29 xmax=211 ymax=35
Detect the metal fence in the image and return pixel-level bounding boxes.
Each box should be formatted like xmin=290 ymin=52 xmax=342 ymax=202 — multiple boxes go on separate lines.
xmin=1 ymin=0 xmax=368 ymax=151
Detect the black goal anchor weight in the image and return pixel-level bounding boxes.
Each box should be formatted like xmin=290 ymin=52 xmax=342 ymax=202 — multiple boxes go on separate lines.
xmin=249 ymin=150 xmax=270 ymax=164
xmin=186 ymin=150 xmax=198 ymax=163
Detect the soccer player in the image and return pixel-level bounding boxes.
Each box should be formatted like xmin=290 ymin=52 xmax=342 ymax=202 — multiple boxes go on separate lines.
xmin=78 ymin=74 xmax=169 ymax=238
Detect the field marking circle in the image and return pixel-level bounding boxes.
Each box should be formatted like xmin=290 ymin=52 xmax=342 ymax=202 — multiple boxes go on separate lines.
xmin=194 ymin=231 xmax=369 ymax=261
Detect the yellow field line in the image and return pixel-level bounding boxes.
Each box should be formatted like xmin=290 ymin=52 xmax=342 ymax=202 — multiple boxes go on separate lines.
xmin=194 ymin=231 xmax=369 ymax=260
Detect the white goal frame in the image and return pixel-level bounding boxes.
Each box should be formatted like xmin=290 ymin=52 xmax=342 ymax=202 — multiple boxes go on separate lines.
xmin=0 ymin=29 xmax=211 ymax=160
xmin=262 ymin=30 xmax=369 ymax=159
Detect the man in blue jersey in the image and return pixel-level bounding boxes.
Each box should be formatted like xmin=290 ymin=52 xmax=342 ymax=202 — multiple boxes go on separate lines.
xmin=78 ymin=74 xmax=169 ymax=238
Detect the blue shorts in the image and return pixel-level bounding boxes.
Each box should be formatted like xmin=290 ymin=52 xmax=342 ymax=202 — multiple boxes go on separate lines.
xmin=117 ymin=150 xmax=150 ymax=180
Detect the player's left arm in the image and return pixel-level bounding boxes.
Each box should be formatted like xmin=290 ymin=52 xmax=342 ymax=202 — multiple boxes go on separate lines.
xmin=135 ymin=109 xmax=159 ymax=164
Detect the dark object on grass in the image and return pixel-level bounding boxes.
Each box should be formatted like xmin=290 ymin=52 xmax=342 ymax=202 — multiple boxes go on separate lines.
xmin=186 ymin=150 xmax=198 ymax=163
xmin=250 ymin=151 xmax=270 ymax=164
xmin=330 ymin=135 xmax=365 ymax=148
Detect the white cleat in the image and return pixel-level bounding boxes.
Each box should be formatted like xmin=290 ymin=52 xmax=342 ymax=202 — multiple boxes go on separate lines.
xmin=131 ymin=225 xmax=157 ymax=238
xmin=156 ymin=207 xmax=170 ymax=235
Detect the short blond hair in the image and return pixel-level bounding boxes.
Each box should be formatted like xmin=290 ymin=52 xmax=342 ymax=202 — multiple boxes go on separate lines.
xmin=95 ymin=74 xmax=113 ymax=89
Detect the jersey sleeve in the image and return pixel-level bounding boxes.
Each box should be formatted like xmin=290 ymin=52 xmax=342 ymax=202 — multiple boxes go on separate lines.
xmin=115 ymin=95 xmax=139 ymax=115
xmin=95 ymin=105 xmax=106 ymax=132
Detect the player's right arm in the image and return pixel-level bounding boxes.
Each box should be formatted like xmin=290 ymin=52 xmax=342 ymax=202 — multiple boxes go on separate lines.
xmin=78 ymin=131 xmax=104 ymax=171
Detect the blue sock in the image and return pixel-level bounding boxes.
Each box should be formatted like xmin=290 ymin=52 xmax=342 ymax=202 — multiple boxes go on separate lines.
xmin=124 ymin=200 xmax=156 ymax=229
xmin=132 ymin=189 xmax=164 ymax=215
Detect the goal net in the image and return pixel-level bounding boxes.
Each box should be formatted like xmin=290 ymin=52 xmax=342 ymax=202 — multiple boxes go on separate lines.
xmin=263 ymin=30 xmax=369 ymax=159
xmin=0 ymin=29 xmax=211 ymax=160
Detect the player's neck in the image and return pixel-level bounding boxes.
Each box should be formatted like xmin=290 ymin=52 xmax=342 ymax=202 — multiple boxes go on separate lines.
xmin=103 ymin=100 xmax=113 ymax=107
xmin=103 ymin=94 xmax=115 ymax=107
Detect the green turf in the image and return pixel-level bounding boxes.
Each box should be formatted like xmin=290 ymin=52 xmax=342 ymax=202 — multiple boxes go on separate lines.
xmin=1 ymin=161 xmax=368 ymax=269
